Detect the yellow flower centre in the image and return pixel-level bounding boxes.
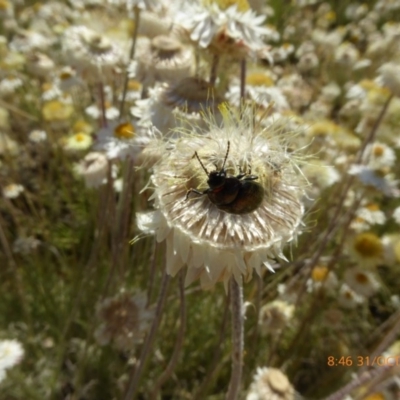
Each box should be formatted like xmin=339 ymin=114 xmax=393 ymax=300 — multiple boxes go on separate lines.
xmin=42 ymin=82 xmax=53 ymax=92
xmin=324 ymin=11 xmax=336 ymax=22
xmin=114 ymin=123 xmax=135 ymax=139
xmin=42 ymin=100 xmax=74 ymax=121
xmin=59 ymin=71 xmax=73 ymax=80
xmin=128 ymin=79 xmax=141 ymax=91
xmin=366 ymin=203 xmax=379 ymax=211
xmin=311 ymin=266 xmax=329 ymax=282
xmin=246 ymin=72 xmax=274 ymax=87
xmin=353 ymin=233 xmax=383 ymax=258
xmin=364 ymin=394 xmax=385 ymax=400
xmin=73 ymin=120 xmax=92 ymax=134
xmin=0 ymin=0 xmax=11 ymax=10
xmin=354 ymin=272 xmax=368 ymax=285
xmin=359 ymin=79 xmax=377 ymax=91
xmin=203 ymin=0 xmax=250 ymax=12
xmin=74 ymin=133 xmax=86 ymax=142
xmin=372 ymin=145 xmax=384 ymax=157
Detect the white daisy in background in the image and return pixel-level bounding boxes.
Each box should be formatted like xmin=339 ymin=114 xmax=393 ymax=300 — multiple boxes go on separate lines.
xmin=0 ymin=339 xmax=24 ymax=379
xmin=343 ymin=267 xmax=381 ymax=298
xmin=355 ymin=203 xmax=386 ymax=226
xmin=362 ymin=142 xmax=396 ymax=170
xmin=94 ymin=120 xmax=150 ymax=161
xmin=306 ymin=265 xmax=338 ymax=293
xmin=138 ymin=106 xmax=306 ymax=289
xmin=94 ymin=291 xmax=154 ymax=351
xmin=337 ymin=283 xmax=365 ymax=309
xmin=55 ymin=66 xmax=83 ymax=92
xmin=0 ymin=75 xmax=23 ymax=97
xmin=246 ymin=367 xmax=295 ymax=400
xmin=347 ymin=164 xmax=400 ymax=197
xmin=347 ymin=232 xmax=384 ymax=268
xmin=2 ymin=183 xmax=24 ymax=199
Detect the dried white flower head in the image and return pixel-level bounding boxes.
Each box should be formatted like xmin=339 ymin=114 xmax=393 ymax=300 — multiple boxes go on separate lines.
xmin=94 ymin=291 xmax=154 ymax=351
xmin=135 ymin=34 xmax=194 ymax=86
xmin=258 ymin=300 xmax=294 ymax=334
xmin=74 ymin=151 xmax=109 ymax=188
xmin=138 ymin=106 xmax=306 ymax=288
xmin=62 ymin=26 xmax=125 ymax=82
xmin=246 ymin=367 xmax=295 ymax=400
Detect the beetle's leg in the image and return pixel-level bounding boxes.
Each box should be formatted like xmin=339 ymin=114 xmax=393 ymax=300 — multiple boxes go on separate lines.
xmin=185 ymin=188 xmax=207 ymax=200
xmin=243 ymin=175 xmax=259 ymax=181
xmin=236 ymin=164 xmax=246 ymax=180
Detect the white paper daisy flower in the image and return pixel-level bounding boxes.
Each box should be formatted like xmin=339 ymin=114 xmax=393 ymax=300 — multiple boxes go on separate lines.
xmin=138 ymin=106 xmax=307 ymax=288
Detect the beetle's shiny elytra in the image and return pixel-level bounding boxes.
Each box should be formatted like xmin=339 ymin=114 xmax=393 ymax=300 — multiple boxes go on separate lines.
xmin=185 ymin=142 xmax=265 ymax=214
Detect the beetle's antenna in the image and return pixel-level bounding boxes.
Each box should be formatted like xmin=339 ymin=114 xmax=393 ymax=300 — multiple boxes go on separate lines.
xmin=194 ymin=151 xmax=209 ymax=175
xmin=221 ymin=141 xmax=230 ymax=170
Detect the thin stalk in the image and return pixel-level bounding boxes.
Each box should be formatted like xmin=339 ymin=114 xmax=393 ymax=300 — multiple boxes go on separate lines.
xmin=226 ymin=278 xmax=244 ymax=400
xmin=98 ymin=82 xmax=107 ymax=128
xmin=124 ymin=268 xmax=170 ymax=400
xmin=193 ymin=294 xmax=230 ymax=400
xmin=363 ymin=308 xmax=400 ymax=371
xmin=301 ymin=93 xmax=394 ymax=275
xmin=239 ymin=58 xmax=246 ymax=114
xmin=209 ymin=54 xmax=220 ymax=86
xmin=119 ymin=6 xmax=140 ymax=118
xmin=146 ymin=241 xmax=158 ymax=307
xmin=150 ymin=271 xmax=186 ymax=399
xmin=0 ymin=217 xmax=27 ymax=318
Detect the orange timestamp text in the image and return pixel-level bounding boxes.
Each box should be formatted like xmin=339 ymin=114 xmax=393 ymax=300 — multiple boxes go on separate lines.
xmin=327 ymin=356 xmax=400 ymax=367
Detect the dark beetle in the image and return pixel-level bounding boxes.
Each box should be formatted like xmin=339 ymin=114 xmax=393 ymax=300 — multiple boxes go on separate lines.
xmin=186 ymin=142 xmax=264 ymax=214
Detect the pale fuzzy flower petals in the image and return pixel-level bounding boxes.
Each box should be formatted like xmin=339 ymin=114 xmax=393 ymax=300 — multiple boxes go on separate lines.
xmin=0 ymin=339 xmax=24 ymax=370
xmin=94 ymin=291 xmax=154 ymax=351
xmin=2 ymin=183 xmax=24 ymax=199
xmin=28 ymin=129 xmax=47 ymax=143
xmin=74 ymin=152 xmax=109 ymax=188
xmin=377 ymin=62 xmax=400 ymax=97
xmin=348 ymin=165 xmax=400 ymax=197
